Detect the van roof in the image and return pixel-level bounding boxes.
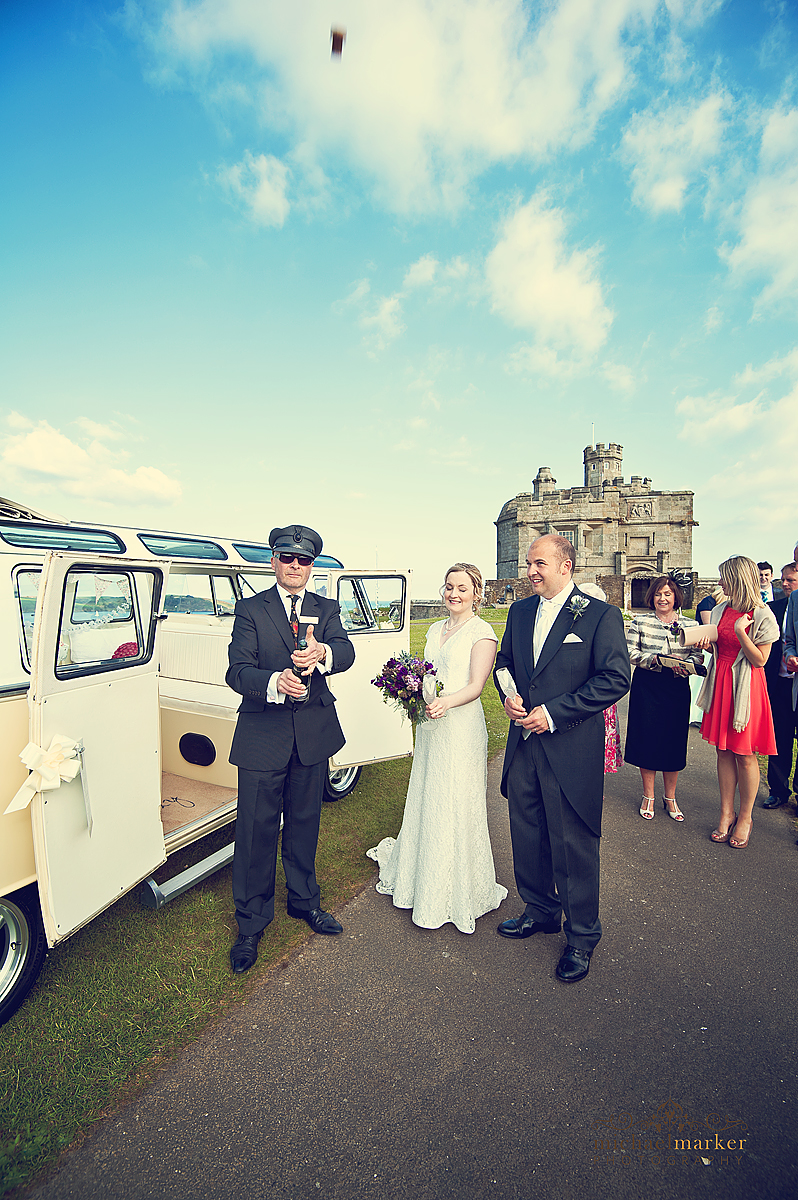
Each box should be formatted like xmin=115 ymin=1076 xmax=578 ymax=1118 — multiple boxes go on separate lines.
xmin=0 ymin=497 xmax=344 ymax=569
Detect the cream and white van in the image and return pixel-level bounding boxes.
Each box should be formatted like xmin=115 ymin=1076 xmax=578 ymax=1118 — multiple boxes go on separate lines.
xmin=0 ymin=497 xmax=412 ymax=1024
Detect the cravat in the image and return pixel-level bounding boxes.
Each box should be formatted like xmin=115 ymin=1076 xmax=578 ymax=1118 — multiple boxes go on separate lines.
xmin=289 ymin=594 xmax=299 ymax=645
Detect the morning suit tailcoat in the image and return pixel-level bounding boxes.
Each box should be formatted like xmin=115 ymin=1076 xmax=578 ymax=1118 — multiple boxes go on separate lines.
xmin=495 ymin=590 xmax=631 ymax=836
xmin=783 ymin=591 xmax=798 ymax=712
xmin=226 ymin=586 xmax=355 ymax=934
xmin=495 ymin=588 xmax=630 ymax=952
xmin=766 ymin=596 xmax=798 ymax=800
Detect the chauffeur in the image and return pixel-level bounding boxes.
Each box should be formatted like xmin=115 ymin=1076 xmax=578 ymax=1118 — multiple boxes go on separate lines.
xmin=225 ymin=524 xmax=355 ymax=973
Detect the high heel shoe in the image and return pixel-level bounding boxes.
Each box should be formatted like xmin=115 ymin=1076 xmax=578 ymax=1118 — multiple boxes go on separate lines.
xmin=729 ymin=821 xmax=751 ymax=849
xmin=710 ymin=816 xmax=737 ymax=843
xmin=663 ymin=797 xmax=685 ymax=822
xmin=639 ymin=796 xmax=655 ymax=820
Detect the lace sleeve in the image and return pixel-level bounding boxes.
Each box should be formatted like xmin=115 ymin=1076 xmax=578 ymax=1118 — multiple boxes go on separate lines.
xmin=473 ymin=618 xmax=498 ymax=645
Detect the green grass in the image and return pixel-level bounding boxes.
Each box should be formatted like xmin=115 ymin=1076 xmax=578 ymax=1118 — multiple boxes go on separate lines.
xmin=1 ymin=615 xmax=508 ymax=1196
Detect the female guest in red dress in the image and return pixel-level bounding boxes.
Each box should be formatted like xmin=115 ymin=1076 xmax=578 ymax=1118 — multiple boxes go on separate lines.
xmin=697 ymin=556 xmax=779 ymax=849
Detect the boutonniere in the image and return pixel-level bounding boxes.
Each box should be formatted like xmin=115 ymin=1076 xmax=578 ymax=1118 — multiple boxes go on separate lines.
xmin=665 ymin=619 xmax=681 ymax=638
xmin=567 ymin=595 xmax=590 ymax=623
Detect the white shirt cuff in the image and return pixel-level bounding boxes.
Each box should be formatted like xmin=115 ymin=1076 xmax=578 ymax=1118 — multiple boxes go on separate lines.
xmin=267 ymin=671 xmax=286 ymax=704
xmin=541 ymin=704 xmax=556 ymax=733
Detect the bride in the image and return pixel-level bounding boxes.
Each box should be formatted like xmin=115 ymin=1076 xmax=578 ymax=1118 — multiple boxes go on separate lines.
xmin=367 ymin=563 xmax=508 ymax=933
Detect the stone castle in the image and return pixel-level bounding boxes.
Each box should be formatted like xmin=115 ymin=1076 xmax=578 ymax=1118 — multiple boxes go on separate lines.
xmin=486 ymin=443 xmax=698 ymax=609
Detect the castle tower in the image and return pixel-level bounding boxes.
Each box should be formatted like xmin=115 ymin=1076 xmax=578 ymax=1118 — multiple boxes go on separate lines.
xmin=584 ymin=442 xmax=623 ymax=497
xmin=532 ymin=466 xmax=557 ymax=500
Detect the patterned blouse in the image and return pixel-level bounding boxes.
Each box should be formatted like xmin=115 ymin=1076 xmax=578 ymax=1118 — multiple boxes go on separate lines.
xmin=625 ymin=611 xmax=702 ymax=672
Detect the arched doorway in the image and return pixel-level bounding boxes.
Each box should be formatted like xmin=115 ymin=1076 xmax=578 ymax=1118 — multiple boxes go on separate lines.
xmin=631 ymin=576 xmax=652 ymax=608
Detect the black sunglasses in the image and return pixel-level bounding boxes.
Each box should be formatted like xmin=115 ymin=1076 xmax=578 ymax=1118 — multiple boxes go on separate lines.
xmin=276 ymin=552 xmax=314 ymax=567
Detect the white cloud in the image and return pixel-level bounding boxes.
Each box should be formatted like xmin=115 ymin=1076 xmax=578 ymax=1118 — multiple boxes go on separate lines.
xmin=403 ymin=255 xmax=439 ymax=289
xmin=335 ymin=252 xmax=470 ymax=352
xmin=0 ymin=420 xmax=182 ymax=506
xmin=691 ymin=381 xmax=798 ymax=535
xmin=602 ymin=361 xmax=636 ymax=392
xmin=734 ymin=346 xmax=798 ymax=387
xmin=723 ymin=105 xmax=798 ymax=312
xmin=359 ymin=294 xmax=405 ymax=352
xmin=621 ymin=90 xmax=729 ymax=213
xmin=217 ymin=150 xmax=291 ymax=227
xmin=676 ymin=392 xmax=765 ymax=441
xmin=130 ymin=0 xmax=721 ymax=214
xmin=704 ymin=305 xmax=722 ymax=334
xmin=486 ymin=193 xmax=612 ymax=363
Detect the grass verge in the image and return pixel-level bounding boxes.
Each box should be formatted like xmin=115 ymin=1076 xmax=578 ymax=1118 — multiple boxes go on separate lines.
xmin=1 ymin=614 xmax=508 ymax=1196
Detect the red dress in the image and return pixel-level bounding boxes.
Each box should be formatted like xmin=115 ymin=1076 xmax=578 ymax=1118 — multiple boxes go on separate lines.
xmin=700 ymin=608 xmax=776 ymax=754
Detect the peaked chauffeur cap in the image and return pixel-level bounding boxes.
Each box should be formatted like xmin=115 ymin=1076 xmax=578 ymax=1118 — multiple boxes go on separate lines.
xmin=269 ymin=525 xmax=323 ymax=559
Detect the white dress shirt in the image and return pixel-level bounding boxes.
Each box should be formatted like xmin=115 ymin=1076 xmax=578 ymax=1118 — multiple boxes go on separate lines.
xmin=533 ymin=582 xmax=574 ymax=732
xmin=266 ymin=585 xmax=332 ymax=704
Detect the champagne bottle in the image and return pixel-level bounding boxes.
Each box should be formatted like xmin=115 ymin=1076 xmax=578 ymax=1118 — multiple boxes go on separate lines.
xmin=293 ymin=638 xmax=309 ymax=701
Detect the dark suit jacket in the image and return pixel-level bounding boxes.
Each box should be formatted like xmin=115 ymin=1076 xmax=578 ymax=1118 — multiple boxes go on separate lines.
xmin=226 ymin=586 xmax=355 ymax=771
xmin=764 ymin=597 xmax=788 ymax=691
xmin=495 ymin=588 xmax=631 ymax=835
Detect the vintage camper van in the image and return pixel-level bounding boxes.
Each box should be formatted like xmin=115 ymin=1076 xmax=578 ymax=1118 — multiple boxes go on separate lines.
xmin=0 ymin=497 xmax=412 ymax=1024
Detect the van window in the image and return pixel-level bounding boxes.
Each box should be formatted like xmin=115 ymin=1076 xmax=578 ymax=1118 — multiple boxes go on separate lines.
xmin=165 ymin=574 xmax=214 ymax=615
xmin=0 ymin=522 xmax=125 ymax=553
xmin=56 ymin=567 xmax=161 ymax=678
xmin=238 ymin=573 xmax=274 ymax=596
xmin=234 ymin=543 xmax=344 ymax=569
xmin=14 ymin=568 xmax=41 ymax=669
xmin=212 ymin=575 xmax=237 ymax=615
xmin=164 ymin=573 xmax=238 ymax=616
xmin=70 ymin=573 xmax=133 ymax=624
xmin=138 ymin=534 xmax=227 ymax=560
xmin=337 ymin=576 xmax=405 ymax=632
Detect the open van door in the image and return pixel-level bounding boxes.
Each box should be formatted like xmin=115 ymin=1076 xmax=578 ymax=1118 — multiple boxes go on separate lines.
xmin=27 ymin=552 xmax=169 ymax=945
xmin=329 ymin=571 xmax=414 ymax=773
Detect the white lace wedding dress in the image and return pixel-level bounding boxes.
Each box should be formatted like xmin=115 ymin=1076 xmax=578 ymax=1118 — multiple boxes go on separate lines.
xmin=367 ymin=616 xmax=508 ymax=933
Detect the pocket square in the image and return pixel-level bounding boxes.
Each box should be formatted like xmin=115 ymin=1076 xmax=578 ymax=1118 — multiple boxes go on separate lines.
xmin=563 ymin=633 xmax=582 ymax=644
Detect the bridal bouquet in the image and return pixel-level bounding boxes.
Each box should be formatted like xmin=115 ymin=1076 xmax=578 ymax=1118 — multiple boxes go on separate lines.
xmin=371 ymin=652 xmax=442 ymax=724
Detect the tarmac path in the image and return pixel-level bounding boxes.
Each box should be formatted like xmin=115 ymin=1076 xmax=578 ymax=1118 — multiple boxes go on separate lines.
xmin=24 ymin=713 xmax=797 ymax=1200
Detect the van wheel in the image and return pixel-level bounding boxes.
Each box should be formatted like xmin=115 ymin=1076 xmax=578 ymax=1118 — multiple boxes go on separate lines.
xmin=0 ymin=886 xmax=47 ymax=1026
xmin=323 ymin=764 xmax=362 ymax=801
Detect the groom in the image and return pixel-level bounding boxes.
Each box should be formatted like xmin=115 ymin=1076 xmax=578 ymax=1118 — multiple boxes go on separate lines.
xmin=495 ymin=535 xmax=630 ymax=982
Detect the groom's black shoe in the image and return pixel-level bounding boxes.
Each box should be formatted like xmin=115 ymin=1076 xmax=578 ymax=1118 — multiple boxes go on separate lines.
xmin=555 ymin=945 xmax=592 ymax=983
xmin=497 ymin=913 xmax=561 ymax=939
xmin=230 ymin=931 xmax=263 ymax=974
xmin=287 ymin=904 xmax=343 ymax=935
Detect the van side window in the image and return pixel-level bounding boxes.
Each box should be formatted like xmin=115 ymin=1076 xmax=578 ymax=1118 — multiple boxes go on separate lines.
xmin=14 ymin=567 xmax=41 ymax=670
xmin=56 ymin=568 xmax=160 ymax=677
xmin=211 ymin=575 xmax=237 ymax=616
xmin=337 ymin=577 xmax=405 ymax=632
xmin=164 ymin=574 xmax=214 ymax=615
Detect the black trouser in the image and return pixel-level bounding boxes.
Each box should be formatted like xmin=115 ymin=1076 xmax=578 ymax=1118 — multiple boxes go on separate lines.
xmin=232 ymin=754 xmax=326 ymax=935
xmin=507 ymin=735 xmax=601 ymax=952
xmin=767 ymin=677 xmax=798 ymax=801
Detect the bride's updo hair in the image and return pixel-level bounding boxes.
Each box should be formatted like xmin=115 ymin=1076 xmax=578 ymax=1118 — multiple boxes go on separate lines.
xmin=441 ymin=562 xmax=484 ymax=613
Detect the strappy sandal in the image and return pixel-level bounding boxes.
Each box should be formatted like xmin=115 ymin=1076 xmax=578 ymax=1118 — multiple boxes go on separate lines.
xmin=710 ymin=816 xmax=737 ymax=843
xmin=729 ymin=822 xmax=751 ymax=849
xmin=663 ymin=797 xmax=685 ymax=822
xmin=639 ymin=796 xmax=655 ymax=820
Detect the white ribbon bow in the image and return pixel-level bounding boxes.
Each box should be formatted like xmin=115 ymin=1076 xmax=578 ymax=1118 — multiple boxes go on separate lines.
xmin=5 ymin=735 xmax=82 ymax=814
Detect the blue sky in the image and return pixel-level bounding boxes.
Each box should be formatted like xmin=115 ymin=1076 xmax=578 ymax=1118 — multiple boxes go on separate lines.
xmin=2 ymin=0 xmax=797 ymax=597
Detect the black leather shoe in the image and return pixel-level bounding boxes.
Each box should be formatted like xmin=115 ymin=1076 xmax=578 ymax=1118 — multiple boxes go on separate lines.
xmin=497 ymin=913 xmax=561 ymax=939
xmin=762 ymin=795 xmax=787 ymax=809
xmin=555 ymin=945 xmax=592 ymax=983
xmin=287 ymin=905 xmax=343 ymax=935
xmin=230 ymin=931 xmax=263 ymax=974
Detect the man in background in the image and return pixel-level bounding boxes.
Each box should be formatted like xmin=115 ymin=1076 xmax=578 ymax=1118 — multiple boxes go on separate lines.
xmin=758 ymin=562 xmax=783 ymax=603
xmin=763 ymin=563 xmax=798 ymax=810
